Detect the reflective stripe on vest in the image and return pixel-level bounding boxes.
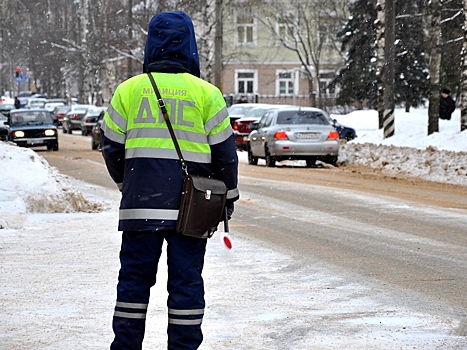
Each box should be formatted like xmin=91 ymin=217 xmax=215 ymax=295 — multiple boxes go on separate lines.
xmin=119 ymin=208 xmax=179 ymax=221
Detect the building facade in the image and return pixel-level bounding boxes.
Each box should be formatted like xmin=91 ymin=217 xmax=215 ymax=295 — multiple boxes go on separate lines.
xmin=220 ymin=0 xmax=347 ymax=108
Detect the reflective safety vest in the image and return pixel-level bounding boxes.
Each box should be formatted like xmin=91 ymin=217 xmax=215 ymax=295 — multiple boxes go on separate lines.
xmin=103 ymin=72 xmax=231 ymax=164
xmin=101 ymin=72 xmax=236 ymax=232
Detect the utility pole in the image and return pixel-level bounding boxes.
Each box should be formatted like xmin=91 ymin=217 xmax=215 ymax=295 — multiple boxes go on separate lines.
xmin=214 ymin=0 xmax=223 ymax=90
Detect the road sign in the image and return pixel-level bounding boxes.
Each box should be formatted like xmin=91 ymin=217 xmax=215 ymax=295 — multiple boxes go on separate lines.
xmin=14 ymin=74 xmax=29 ymax=84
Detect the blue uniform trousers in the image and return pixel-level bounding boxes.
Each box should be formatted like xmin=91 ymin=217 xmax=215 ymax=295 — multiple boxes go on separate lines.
xmin=110 ymin=230 xmax=207 ymax=350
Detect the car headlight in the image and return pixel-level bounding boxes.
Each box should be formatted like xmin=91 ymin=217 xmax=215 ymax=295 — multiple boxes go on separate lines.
xmin=13 ymin=130 xmax=25 ymax=138
xmin=44 ymin=129 xmax=56 ymax=136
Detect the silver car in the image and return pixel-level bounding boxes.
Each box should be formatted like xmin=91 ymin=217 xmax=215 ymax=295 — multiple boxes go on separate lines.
xmin=247 ymin=107 xmax=339 ymax=167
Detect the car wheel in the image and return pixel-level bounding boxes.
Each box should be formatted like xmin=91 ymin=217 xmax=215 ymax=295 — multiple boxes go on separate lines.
xmin=47 ymin=143 xmax=59 ymax=151
xmin=306 ymin=158 xmax=316 ymax=168
xmin=265 ymin=147 xmax=275 ymax=167
xmin=247 ymin=146 xmax=258 ymax=165
xmin=345 ymin=133 xmax=355 ymax=141
xmin=325 ymin=155 xmax=338 ymax=166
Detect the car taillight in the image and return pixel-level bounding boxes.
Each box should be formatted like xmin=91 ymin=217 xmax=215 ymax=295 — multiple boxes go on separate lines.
xmin=71 ymin=114 xmax=80 ymax=120
xmin=327 ymin=131 xmax=339 ymax=140
xmin=85 ymin=118 xmax=91 ymax=123
xmin=273 ymin=131 xmax=288 ymax=139
xmin=233 ymin=121 xmax=238 ymax=131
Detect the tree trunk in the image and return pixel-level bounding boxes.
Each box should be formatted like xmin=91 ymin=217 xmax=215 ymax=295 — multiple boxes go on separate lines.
xmin=376 ymin=0 xmax=385 ymax=129
xmin=460 ymin=0 xmax=467 ymax=131
xmin=214 ymin=0 xmax=223 ymax=89
xmin=427 ymin=0 xmax=441 ymax=135
xmin=383 ymin=0 xmax=395 ymax=138
xmin=127 ymin=0 xmax=133 ymax=79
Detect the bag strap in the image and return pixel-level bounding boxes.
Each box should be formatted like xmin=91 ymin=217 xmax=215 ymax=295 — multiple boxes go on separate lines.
xmin=147 ymin=72 xmax=188 ymax=175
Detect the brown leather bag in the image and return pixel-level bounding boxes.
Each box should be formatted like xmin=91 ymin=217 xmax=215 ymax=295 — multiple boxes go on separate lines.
xmin=177 ymin=174 xmax=227 ymax=238
xmin=147 ymin=73 xmax=227 ymax=238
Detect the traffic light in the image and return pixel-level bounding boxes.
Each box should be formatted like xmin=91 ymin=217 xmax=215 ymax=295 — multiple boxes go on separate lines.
xmin=15 ymin=67 xmax=20 ymax=78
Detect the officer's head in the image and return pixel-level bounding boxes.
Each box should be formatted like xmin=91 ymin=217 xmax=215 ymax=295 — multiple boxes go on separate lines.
xmin=143 ymin=11 xmax=200 ymax=78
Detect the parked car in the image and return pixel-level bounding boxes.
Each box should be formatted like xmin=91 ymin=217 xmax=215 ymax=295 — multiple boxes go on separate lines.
xmin=6 ymin=108 xmax=58 ymax=151
xmin=0 ymin=103 xmax=15 ymax=118
xmin=330 ymin=119 xmax=357 ymax=141
xmin=17 ymin=96 xmax=30 ymax=108
xmin=62 ymin=105 xmax=94 ymax=134
xmin=0 ymin=113 xmax=9 ymax=141
xmin=91 ymin=111 xmax=105 ymax=150
xmin=17 ymin=91 xmax=34 ymax=98
xmin=46 ymin=98 xmax=68 ymax=105
xmin=247 ymin=106 xmax=339 ymax=167
xmin=31 ymin=93 xmax=48 ymax=99
xmin=44 ymin=101 xmax=66 ymax=114
xmin=80 ymin=107 xmax=106 ymax=136
xmin=24 ymin=97 xmax=47 ymax=109
xmin=52 ymin=105 xmax=71 ymax=127
xmin=233 ymin=104 xmax=291 ymax=151
xmin=227 ymin=103 xmax=270 ymax=127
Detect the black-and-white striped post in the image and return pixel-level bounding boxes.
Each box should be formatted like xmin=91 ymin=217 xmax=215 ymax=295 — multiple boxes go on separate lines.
xmin=383 ymin=108 xmax=395 ymax=138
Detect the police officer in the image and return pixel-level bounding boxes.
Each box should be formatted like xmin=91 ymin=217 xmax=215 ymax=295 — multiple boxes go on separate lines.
xmin=101 ymin=11 xmax=239 ymax=350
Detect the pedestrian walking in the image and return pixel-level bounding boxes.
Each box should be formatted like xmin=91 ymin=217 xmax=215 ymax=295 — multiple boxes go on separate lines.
xmin=101 ymin=11 xmax=239 ymax=350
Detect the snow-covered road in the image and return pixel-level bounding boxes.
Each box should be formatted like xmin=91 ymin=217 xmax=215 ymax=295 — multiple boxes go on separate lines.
xmin=1 ymin=177 xmax=466 ymax=349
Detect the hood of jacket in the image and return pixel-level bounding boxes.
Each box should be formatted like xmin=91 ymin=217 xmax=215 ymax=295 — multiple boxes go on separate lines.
xmin=143 ymin=11 xmax=200 ymax=78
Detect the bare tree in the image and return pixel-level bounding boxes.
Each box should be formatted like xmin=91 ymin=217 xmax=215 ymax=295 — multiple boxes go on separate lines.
xmin=427 ymin=0 xmax=442 ymax=135
xmin=259 ymin=0 xmax=347 ymax=107
xmin=375 ymin=0 xmax=385 ymax=129
xmin=460 ymin=0 xmax=467 ymax=131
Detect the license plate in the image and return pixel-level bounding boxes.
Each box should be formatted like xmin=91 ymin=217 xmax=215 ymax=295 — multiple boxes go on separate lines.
xmin=295 ymin=132 xmax=320 ymax=140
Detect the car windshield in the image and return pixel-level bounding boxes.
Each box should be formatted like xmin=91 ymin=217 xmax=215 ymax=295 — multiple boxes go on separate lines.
xmin=28 ymin=99 xmax=46 ymax=106
xmin=276 ymin=111 xmax=329 ymax=125
xmin=0 ymin=104 xmax=15 ymax=110
xmin=228 ymin=106 xmax=252 ymax=115
xmin=45 ymin=102 xmax=65 ymax=109
xmin=244 ymin=108 xmax=270 ymax=119
xmin=86 ymin=108 xmax=105 ymax=117
xmin=72 ymin=107 xmax=88 ymax=113
xmin=10 ymin=111 xmax=53 ymax=125
xmin=56 ymin=106 xmax=70 ymax=113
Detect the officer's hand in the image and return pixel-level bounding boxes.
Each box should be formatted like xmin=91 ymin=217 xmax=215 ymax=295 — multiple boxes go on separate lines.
xmin=226 ymin=202 xmax=234 ymax=220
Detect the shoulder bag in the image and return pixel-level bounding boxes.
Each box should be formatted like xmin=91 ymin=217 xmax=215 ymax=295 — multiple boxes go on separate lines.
xmin=146 ymin=73 xmax=227 ymax=238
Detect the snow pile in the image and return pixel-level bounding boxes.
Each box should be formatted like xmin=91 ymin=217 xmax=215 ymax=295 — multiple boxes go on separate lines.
xmin=333 ymin=107 xmax=467 ymax=186
xmin=0 ymin=142 xmax=103 ymax=219
xmin=339 ymin=143 xmax=467 ymax=186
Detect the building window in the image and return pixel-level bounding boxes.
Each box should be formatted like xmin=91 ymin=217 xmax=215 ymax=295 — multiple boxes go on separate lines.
xmin=319 ymin=71 xmax=337 ymax=96
xmin=277 ymin=71 xmax=295 ymax=96
xmin=276 ymin=13 xmax=295 ymax=44
xmin=236 ymin=71 xmax=256 ymax=94
xmin=236 ymin=11 xmax=255 ymax=45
